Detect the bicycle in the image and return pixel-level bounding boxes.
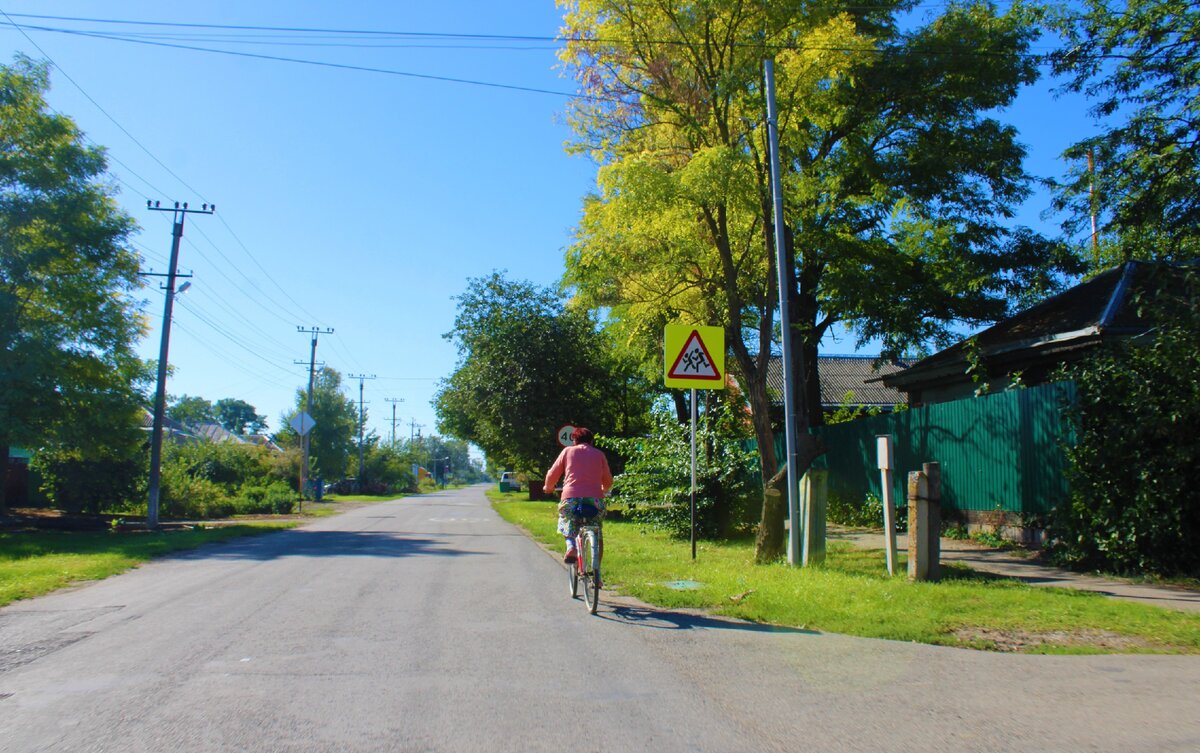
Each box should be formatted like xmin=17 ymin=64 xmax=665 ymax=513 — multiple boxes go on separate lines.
xmin=568 ymin=524 xmax=602 ymax=614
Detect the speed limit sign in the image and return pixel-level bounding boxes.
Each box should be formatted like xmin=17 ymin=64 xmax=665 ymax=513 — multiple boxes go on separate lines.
xmin=557 ymin=424 xmax=576 ymax=447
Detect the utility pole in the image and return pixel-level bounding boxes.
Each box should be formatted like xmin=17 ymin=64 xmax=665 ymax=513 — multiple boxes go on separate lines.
xmin=765 ymin=59 xmax=802 ymax=566
xmin=410 ymin=419 xmax=423 ymax=445
xmin=348 ymin=374 xmax=376 ymax=491
xmin=144 ymin=200 xmax=213 ymax=529
xmin=385 ymin=398 xmax=405 ymax=446
xmin=296 ymin=326 xmax=333 ymax=501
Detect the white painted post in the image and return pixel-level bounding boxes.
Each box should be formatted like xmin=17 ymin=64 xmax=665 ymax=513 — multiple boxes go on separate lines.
xmin=877 ymin=435 xmax=897 ymax=576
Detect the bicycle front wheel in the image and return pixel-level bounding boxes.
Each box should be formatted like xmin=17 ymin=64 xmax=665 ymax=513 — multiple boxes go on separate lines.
xmin=582 ymin=530 xmax=599 ymax=614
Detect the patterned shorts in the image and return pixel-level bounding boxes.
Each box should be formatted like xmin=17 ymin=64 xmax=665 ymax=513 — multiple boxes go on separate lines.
xmin=557 ymin=496 xmax=606 ymax=537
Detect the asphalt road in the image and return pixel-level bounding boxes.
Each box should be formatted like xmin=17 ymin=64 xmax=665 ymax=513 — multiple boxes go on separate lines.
xmin=2 ymin=486 xmax=1198 ymax=753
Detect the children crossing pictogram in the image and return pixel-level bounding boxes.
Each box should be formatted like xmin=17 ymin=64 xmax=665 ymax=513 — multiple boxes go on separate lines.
xmin=668 ymin=330 xmax=721 ymax=380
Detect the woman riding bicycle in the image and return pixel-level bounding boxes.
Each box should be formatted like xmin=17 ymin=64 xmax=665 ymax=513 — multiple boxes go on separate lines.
xmin=542 ymin=427 xmax=612 ymax=567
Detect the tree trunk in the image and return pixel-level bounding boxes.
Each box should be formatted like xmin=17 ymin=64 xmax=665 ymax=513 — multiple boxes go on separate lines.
xmin=671 ymin=391 xmax=689 ymax=423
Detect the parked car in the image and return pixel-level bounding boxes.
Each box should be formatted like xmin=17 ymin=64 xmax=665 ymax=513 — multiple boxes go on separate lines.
xmin=499 ymin=472 xmax=521 ymax=493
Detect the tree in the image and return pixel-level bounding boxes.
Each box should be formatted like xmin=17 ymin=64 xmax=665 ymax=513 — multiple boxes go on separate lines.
xmin=276 ymin=367 xmax=357 ymax=482
xmin=558 ymin=0 xmax=1078 ymax=560
xmin=168 ymin=394 xmax=216 ymax=427
xmin=0 ymin=56 xmax=146 ymax=514
xmin=435 ymin=272 xmax=637 ymax=479
xmin=1050 ymin=266 xmax=1200 ymax=575
xmin=1051 ymin=0 xmax=1200 ymax=265
xmin=215 ymin=397 xmax=267 ymax=435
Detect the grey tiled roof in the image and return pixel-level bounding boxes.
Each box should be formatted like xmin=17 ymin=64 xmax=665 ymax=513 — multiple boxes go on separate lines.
xmin=766 ymin=355 xmax=911 ymax=408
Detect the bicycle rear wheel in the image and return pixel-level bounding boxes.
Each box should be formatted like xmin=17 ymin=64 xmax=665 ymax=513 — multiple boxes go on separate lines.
xmin=582 ymin=530 xmax=599 ymax=614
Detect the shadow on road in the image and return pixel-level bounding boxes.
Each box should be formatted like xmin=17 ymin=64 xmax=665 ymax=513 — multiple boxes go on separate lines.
xmin=175 ymin=529 xmax=478 ymax=561
xmin=601 ymin=604 xmax=816 ymax=635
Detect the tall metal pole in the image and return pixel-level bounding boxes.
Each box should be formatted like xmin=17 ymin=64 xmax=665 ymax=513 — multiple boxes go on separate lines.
xmin=690 ymin=387 xmax=698 ymax=560
xmin=145 ymin=201 xmax=213 ymax=528
xmin=764 ymin=59 xmax=802 ymax=566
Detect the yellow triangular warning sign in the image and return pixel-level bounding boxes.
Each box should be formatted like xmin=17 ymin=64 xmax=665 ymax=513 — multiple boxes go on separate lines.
xmin=664 ymin=325 xmax=725 ymax=389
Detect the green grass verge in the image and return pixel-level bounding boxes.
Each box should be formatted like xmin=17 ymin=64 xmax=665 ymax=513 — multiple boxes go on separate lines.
xmin=0 ymin=523 xmax=295 ymax=608
xmin=489 ymin=493 xmax=1200 ymax=654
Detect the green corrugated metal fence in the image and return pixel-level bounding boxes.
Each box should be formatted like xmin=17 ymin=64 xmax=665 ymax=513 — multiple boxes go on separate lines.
xmin=764 ymin=381 xmax=1076 ymax=518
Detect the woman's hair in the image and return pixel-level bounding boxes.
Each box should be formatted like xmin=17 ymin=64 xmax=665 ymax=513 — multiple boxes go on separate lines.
xmin=570 ymin=427 xmax=594 ymax=444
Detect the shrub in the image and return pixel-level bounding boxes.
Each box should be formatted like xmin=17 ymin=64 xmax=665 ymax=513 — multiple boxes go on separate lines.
xmin=601 ymin=406 xmax=758 ymax=539
xmin=1047 ymin=267 xmax=1200 ymax=576
xmin=165 ymin=441 xmax=275 ymax=494
xmin=32 ymin=447 xmax=145 ymax=514
xmin=159 ymin=470 xmax=234 ymax=519
xmin=231 ymin=482 xmax=296 ymax=515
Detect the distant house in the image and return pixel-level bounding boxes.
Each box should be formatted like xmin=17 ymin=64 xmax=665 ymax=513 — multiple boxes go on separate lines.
xmin=765 ymin=354 xmax=912 ymax=415
xmin=882 ymin=261 xmax=1181 ymax=405
xmin=190 ymin=423 xmax=251 ymax=445
xmin=139 ymin=408 xmax=199 ymax=444
xmin=246 ymin=434 xmax=284 ymax=453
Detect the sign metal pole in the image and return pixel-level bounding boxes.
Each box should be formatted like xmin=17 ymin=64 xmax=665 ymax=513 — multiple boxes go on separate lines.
xmin=691 ymin=387 xmax=698 ymax=560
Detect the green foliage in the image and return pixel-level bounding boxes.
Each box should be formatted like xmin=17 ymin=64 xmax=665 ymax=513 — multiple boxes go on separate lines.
xmin=168 ymin=395 xmax=217 ymax=426
xmin=1051 ymin=0 xmax=1200 ymax=264
xmin=157 ymin=470 xmax=234 ymax=520
xmin=825 ymin=392 xmax=883 ymax=425
xmin=31 ymin=445 xmax=146 ymax=515
xmin=436 ymin=272 xmax=647 ymax=476
xmin=601 ymin=406 xmax=759 ymax=539
xmin=829 ymin=492 xmax=877 ymax=528
xmin=276 ymin=367 xmax=358 ymax=481
xmin=215 ymin=398 xmax=267 ymax=435
xmin=149 ymin=441 xmax=297 ymax=520
xmin=0 ymin=56 xmax=147 ymax=512
xmin=231 ymin=483 xmax=296 ymax=515
xmin=1049 ymin=267 xmax=1200 ymax=575
xmin=558 ymin=0 xmax=1083 ymax=561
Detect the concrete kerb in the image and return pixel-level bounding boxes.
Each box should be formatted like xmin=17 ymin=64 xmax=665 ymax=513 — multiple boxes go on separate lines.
xmin=830 ymin=525 xmax=1200 ymax=614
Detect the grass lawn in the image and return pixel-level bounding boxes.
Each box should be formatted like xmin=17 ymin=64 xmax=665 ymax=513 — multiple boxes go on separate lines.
xmin=0 ymin=523 xmax=295 ymax=608
xmin=488 ymin=491 xmax=1200 ymax=654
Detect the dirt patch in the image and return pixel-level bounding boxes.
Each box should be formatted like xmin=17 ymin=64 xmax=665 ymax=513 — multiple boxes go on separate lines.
xmin=953 ymin=626 xmax=1162 ymax=652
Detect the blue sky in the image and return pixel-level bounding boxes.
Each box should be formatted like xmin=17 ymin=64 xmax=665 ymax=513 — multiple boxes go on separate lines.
xmin=1 ymin=1 xmax=1094 ymax=448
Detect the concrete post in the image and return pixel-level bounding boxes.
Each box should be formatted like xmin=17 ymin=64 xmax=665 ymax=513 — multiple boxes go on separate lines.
xmin=801 ymin=469 xmax=827 ymax=566
xmin=907 ymin=471 xmax=930 ymax=581
xmin=923 ymin=461 xmax=942 ymax=581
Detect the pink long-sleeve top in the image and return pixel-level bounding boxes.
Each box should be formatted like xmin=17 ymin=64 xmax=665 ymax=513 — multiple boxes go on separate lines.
xmin=543 ymin=443 xmax=613 ymax=499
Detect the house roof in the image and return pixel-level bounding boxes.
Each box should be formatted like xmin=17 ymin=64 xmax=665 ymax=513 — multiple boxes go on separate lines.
xmin=767 ymin=355 xmax=912 ymax=408
xmin=191 ymin=423 xmax=251 ymax=444
xmin=139 ymin=408 xmax=197 ymax=439
xmin=882 ymin=260 xmax=1178 ymax=392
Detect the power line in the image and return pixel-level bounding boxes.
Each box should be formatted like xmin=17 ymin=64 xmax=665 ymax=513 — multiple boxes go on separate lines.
xmin=0 ymin=11 xmax=208 ymax=198
xmin=11 ymin=25 xmax=596 ymax=99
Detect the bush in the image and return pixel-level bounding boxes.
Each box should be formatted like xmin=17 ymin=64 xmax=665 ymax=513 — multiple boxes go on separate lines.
xmin=231 ymin=483 xmax=296 ymax=515
xmin=1047 ymin=267 xmax=1200 ymax=576
xmin=601 ymin=406 xmax=758 ymax=539
xmin=159 ymin=471 xmax=234 ymax=519
xmin=32 ymin=447 xmax=145 ymax=514
xmin=165 ymin=441 xmax=275 ymax=494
